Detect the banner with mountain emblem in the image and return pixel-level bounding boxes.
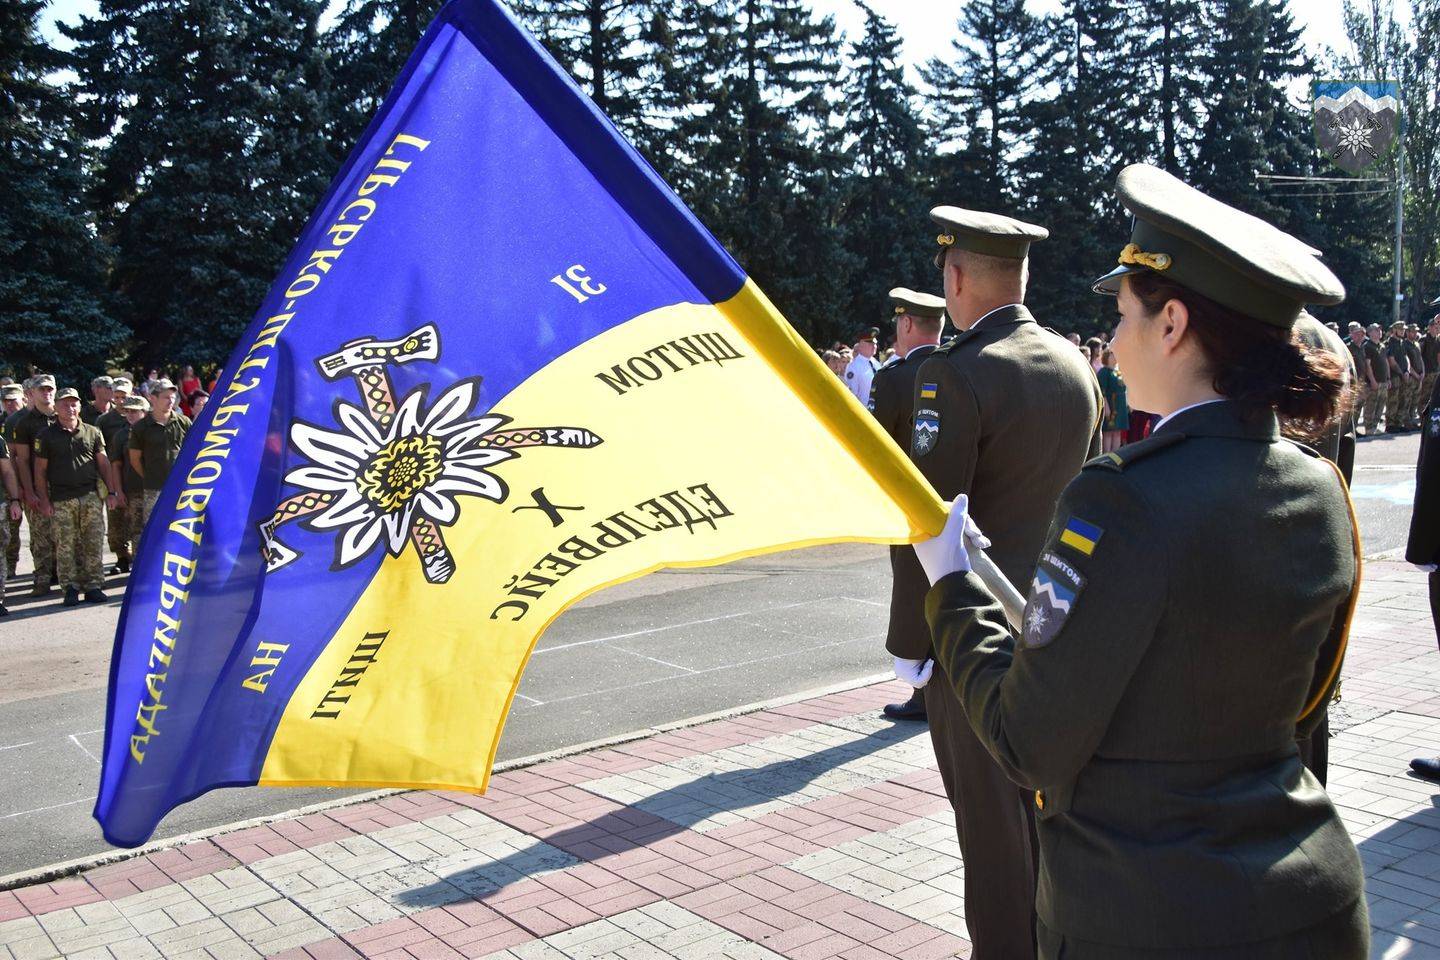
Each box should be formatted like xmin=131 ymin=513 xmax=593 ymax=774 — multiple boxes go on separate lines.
xmin=93 ymin=0 xmax=946 ymax=847
xmin=1313 ymin=80 xmax=1400 ymax=175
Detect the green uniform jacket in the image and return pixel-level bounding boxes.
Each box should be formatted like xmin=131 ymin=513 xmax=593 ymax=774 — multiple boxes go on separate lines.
xmin=889 ymin=304 xmax=1101 ymax=660
xmin=1365 ymin=339 xmax=1390 ymax=383
xmin=1293 ymin=313 xmax=1356 ymax=482
xmin=868 ymin=343 xmax=939 ymax=653
xmin=1408 ymin=376 xmax=1440 ymax=565
xmin=926 ymin=400 xmax=1363 ymax=949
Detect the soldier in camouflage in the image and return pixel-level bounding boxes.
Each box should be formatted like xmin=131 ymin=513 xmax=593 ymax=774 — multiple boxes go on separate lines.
xmin=13 ymin=375 xmax=58 ymax=594
xmin=1 ymin=384 xmax=25 ymax=577
xmin=0 ymin=429 xmax=22 ymax=614
xmin=35 ymin=388 xmax=119 ymax=606
xmin=98 ymin=377 xmax=134 ymax=572
xmin=108 ymin=396 xmax=150 ymax=569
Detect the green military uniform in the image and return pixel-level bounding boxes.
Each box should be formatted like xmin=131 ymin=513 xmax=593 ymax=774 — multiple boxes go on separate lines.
xmin=98 ymin=378 xmax=133 ymax=568
xmin=1421 ymin=326 xmax=1439 ymax=424
xmin=869 ymin=288 xmax=945 ymax=722
xmin=1385 ymin=330 xmax=1412 ymax=430
xmin=899 ymin=208 xmax=1101 ymax=960
xmin=1343 ymin=333 xmax=1369 ymax=435
xmin=928 ymin=163 xmax=1366 ymax=958
xmin=1 ymin=389 xmax=24 ymax=574
xmin=1364 ymin=334 xmax=1390 ymax=431
xmin=1406 ymin=329 xmax=1426 ymax=429
xmin=0 ymin=434 xmax=10 ymax=584
xmin=14 ymin=389 xmax=58 ymax=591
xmin=37 ymin=391 xmax=109 ymax=597
xmin=128 ymin=395 xmax=192 ymax=522
xmin=107 ymin=397 xmax=150 ymax=567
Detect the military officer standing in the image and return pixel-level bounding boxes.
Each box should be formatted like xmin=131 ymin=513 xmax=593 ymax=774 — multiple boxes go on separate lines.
xmin=1 ymin=384 xmax=25 ymax=577
xmin=1411 ymin=298 xmax=1440 ymax=784
xmin=895 ymin=207 xmax=1101 ymax=960
xmin=868 ymin=287 xmax=946 ymax=723
xmin=97 ymin=378 xmax=134 ymax=572
xmin=82 ymin=376 xmax=113 ymax=426
xmin=917 ymin=164 xmax=1367 ymax=958
xmin=0 ymin=430 xmax=23 ymax=614
xmin=1407 ymin=324 xmax=1428 ymax=429
xmin=1387 ymin=320 xmax=1415 ymax=430
xmin=35 ymin=388 xmax=119 ymax=606
xmin=1365 ymin=323 xmax=1391 ymax=432
xmin=12 ymin=374 xmax=58 ymax=594
xmin=107 ymin=396 xmax=149 ymax=569
xmin=128 ymin=378 xmax=192 ymax=522
xmin=1421 ymin=315 xmax=1439 ymax=412
xmin=1344 ymin=323 xmax=1373 ymax=436
xmin=842 ymin=329 xmax=881 ymax=405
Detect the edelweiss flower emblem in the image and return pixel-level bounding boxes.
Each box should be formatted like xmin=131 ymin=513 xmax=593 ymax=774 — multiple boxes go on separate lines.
xmin=1328 ymin=113 xmax=1381 ymax=161
xmin=259 ymin=324 xmax=601 ymax=584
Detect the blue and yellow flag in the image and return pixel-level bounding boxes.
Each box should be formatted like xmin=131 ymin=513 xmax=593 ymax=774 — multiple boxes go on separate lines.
xmin=95 ymin=0 xmax=944 ymax=847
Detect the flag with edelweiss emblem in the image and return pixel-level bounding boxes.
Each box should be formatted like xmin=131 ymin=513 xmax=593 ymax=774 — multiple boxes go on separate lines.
xmin=1313 ymin=81 xmax=1400 ymax=175
xmin=94 ymin=0 xmax=949 ymax=847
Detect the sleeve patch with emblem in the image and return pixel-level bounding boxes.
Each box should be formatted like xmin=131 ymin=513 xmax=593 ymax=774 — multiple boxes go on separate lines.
xmin=1059 ymin=516 xmax=1103 ymax=556
xmin=919 ymin=382 xmax=937 ymax=400
xmin=912 ymin=406 xmax=939 ymax=456
xmin=1022 ymin=551 xmax=1086 ymax=648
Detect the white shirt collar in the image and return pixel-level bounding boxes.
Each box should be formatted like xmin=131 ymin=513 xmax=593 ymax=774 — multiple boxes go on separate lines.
xmin=902 ymin=342 xmax=939 ymax=359
xmin=1154 ymin=398 xmax=1225 ymax=432
xmin=968 ymin=303 xmax=1024 ymax=332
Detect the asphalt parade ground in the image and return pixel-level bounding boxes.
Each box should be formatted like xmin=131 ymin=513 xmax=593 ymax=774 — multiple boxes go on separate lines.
xmin=0 ymin=432 xmax=1429 ymax=926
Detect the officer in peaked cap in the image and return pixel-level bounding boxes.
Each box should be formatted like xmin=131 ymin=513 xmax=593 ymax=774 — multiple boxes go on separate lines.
xmin=916 ymin=163 xmax=1367 ymax=958
xmin=893 ymin=207 xmax=1101 ymax=960
xmin=842 ymin=327 xmax=881 ymax=406
xmin=868 ymin=288 xmax=946 ymax=723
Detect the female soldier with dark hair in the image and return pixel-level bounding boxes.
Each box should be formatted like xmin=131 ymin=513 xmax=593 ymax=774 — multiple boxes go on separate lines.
xmin=913 ymin=164 xmax=1367 ymax=959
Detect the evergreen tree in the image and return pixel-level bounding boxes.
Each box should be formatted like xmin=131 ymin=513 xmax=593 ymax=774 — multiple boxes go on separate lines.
xmin=64 ymin=0 xmax=335 ymax=368
xmin=1135 ymin=0 xmax=1207 ymax=174
xmin=649 ymin=0 xmax=844 ymax=342
xmin=920 ymin=0 xmax=1041 ymax=207
xmin=511 ymin=0 xmax=664 ymax=149
xmin=1400 ymin=0 xmax=1440 ymax=311
xmin=1014 ymin=0 xmax=1146 ymax=332
xmin=837 ymin=4 xmax=929 ymax=328
xmin=0 ymin=0 xmax=121 ymax=382
xmin=1192 ymin=0 xmax=1316 ymax=233
xmin=328 ymin=0 xmax=443 ymax=152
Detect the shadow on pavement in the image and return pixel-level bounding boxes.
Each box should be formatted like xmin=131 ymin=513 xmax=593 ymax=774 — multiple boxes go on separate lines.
xmin=395 ymin=722 xmax=929 ymax=908
xmin=1354 ymin=777 xmax=1440 ymax=955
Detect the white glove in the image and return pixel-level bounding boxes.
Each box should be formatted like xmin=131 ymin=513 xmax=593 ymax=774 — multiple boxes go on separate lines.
xmin=893 ymin=656 xmax=934 ymax=689
xmin=1415 ymin=563 xmax=1438 ymax=574
xmin=912 ymin=494 xmax=991 ymax=586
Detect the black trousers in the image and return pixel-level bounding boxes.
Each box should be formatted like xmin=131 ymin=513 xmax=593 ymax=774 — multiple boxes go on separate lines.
xmin=925 ymin=663 xmax=1037 ymax=960
xmin=1431 ymin=570 xmax=1439 ymax=644
xmin=1036 ymin=897 xmax=1369 ymax=959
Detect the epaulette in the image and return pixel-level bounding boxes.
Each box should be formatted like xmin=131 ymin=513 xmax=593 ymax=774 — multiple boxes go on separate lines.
xmin=1280 ymin=437 xmax=1323 ymax=458
xmin=1083 ymin=431 xmax=1186 ymax=472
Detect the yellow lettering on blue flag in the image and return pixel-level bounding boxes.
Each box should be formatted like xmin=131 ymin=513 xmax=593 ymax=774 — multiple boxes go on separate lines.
xmin=94 ymin=0 xmax=946 ymax=846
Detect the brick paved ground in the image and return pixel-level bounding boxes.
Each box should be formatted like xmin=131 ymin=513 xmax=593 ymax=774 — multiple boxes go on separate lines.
xmin=2 ymin=559 xmax=1436 ymax=960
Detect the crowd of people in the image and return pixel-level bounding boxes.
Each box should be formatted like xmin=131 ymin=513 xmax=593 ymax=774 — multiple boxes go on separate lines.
xmin=0 ymin=367 xmax=204 ymax=612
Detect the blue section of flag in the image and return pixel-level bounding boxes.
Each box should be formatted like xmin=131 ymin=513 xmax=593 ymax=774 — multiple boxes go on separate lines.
xmin=96 ymin=0 xmax=747 ymax=847
xmin=1314 ymin=80 xmax=1398 ymax=101
xmin=1064 ymin=517 xmax=1103 ymax=544
xmin=1034 ymin=567 xmax=1075 ymax=605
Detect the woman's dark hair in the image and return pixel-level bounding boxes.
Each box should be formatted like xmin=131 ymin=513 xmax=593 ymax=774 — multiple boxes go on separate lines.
xmin=1126 ymin=272 xmax=1351 ymax=442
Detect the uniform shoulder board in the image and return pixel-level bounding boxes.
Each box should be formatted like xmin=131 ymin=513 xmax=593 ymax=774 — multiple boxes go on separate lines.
xmin=1280 ymin=437 xmax=1323 ymax=458
xmin=1083 ymin=431 xmax=1186 ymax=472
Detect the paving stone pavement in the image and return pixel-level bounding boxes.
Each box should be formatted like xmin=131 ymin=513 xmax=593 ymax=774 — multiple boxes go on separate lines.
xmin=1 ymin=559 xmax=1437 ymax=960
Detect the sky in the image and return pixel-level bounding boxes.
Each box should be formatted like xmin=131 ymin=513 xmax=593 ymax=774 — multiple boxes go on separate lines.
xmin=39 ymin=0 xmax=1372 ymax=71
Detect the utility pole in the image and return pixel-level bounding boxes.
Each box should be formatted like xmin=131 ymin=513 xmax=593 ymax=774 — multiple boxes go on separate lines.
xmin=1393 ymin=137 xmax=1405 ymax=326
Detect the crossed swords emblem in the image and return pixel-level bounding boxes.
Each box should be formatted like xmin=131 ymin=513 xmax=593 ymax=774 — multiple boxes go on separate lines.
xmin=258 ymin=324 xmax=601 ymax=584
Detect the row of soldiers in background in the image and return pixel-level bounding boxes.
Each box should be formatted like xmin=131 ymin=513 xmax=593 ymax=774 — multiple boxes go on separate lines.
xmin=1345 ymin=318 xmax=1440 ymax=435
xmin=0 ymin=374 xmax=193 ymax=611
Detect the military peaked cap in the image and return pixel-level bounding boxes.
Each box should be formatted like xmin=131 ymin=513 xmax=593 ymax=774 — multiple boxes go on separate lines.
xmin=1092 ymin=164 xmax=1344 ymax=327
xmin=931 ymin=206 xmax=1048 ymax=267
xmin=888 ymin=287 xmax=946 ymax=320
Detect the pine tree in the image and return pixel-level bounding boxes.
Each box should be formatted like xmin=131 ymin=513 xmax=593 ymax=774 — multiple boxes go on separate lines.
xmin=649 ymin=0 xmax=844 ymax=341
xmin=511 ymin=0 xmax=663 ymax=149
xmin=1014 ymin=0 xmax=1146 ymax=333
xmin=64 ymin=0 xmax=335 ymax=368
xmin=1192 ymin=0 xmax=1315 ymax=230
xmin=1135 ymin=0 xmax=1207 ymax=174
xmin=920 ymin=0 xmax=1041 ymax=207
xmin=0 ymin=0 xmax=121 ymax=382
xmin=328 ymin=0 xmax=444 ymax=152
xmin=837 ymin=4 xmax=929 ymax=328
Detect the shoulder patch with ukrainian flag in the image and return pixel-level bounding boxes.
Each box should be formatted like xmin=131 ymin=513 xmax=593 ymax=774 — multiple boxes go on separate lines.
xmin=919 ymin=382 xmax=937 ymax=401
xmin=1058 ymin=516 xmax=1103 ymax=556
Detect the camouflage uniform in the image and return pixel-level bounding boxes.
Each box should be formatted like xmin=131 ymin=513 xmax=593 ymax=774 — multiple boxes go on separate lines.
xmin=143 ymin=489 xmax=161 ymax=525
xmin=53 ymin=493 xmax=104 ymax=591
xmin=14 ymin=403 xmax=59 ymax=591
xmin=2 ymin=407 xmax=22 ymax=574
xmin=1386 ymin=335 xmax=1412 ymax=430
